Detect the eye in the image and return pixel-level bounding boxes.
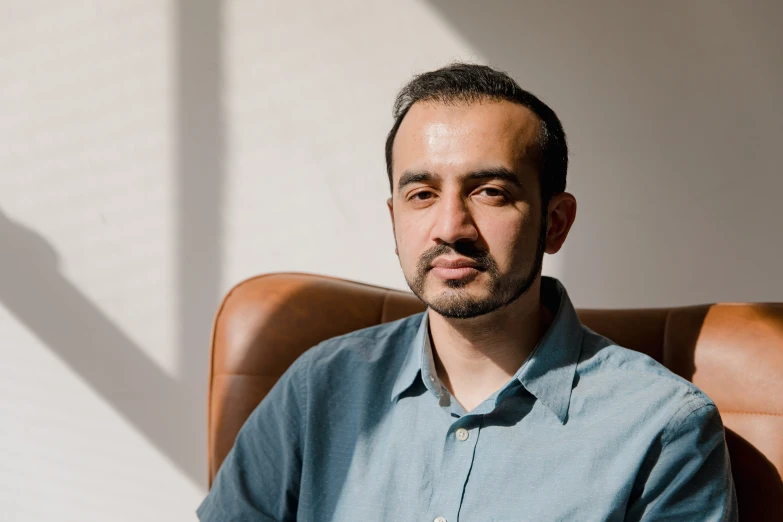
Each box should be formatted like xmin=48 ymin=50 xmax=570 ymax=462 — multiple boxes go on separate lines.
xmin=475 ymin=186 xmax=508 ymax=202
xmin=409 ymin=190 xmax=435 ymax=202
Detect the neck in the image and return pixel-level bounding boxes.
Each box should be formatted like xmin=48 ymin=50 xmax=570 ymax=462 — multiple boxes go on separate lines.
xmin=427 ymin=277 xmax=553 ymax=412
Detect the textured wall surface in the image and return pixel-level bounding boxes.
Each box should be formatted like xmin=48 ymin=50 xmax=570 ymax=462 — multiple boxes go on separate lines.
xmin=0 ymin=1 xmax=780 ymax=520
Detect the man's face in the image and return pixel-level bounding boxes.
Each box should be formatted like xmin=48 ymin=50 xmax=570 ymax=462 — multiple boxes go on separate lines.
xmin=388 ymin=100 xmax=547 ymax=319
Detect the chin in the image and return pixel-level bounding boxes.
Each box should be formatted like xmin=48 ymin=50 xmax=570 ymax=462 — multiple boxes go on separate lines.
xmin=425 ymin=292 xmax=501 ymax=319
xmin=425 ymin=284 xmax=489 ymax=306
xmin=433 ymin=275 xmax=486 ymax=292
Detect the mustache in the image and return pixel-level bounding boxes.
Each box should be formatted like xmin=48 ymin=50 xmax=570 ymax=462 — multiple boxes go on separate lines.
xmin=417 ymin=243 xmax=495 ymax=272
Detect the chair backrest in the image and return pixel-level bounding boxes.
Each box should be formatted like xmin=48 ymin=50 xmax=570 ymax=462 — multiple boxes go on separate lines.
xmin=208 ymin=272 xmax=783 ymax=519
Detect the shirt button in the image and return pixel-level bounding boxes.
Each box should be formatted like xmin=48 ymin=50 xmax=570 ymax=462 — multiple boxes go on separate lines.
xmin=434 ymin=517 xmax=447 ymax=522
xmin=455 ymin=428 xmax=469 ymax=441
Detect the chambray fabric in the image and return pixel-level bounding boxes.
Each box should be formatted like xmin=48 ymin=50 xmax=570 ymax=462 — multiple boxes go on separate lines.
xmin=198 ymin=277 xmax=737 ymax=521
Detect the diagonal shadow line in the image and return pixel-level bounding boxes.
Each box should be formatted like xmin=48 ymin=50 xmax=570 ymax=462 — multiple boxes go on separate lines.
xmin=0 ymin=209 xmax=203 ymax=485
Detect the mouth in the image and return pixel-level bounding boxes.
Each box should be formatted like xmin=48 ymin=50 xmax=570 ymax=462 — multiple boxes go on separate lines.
xmin=429 ymin=257 xmax=484 ymax=280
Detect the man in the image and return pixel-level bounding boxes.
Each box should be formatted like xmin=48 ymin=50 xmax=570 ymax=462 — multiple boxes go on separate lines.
xmin=198 ymin=64 xmax=737 ymax=521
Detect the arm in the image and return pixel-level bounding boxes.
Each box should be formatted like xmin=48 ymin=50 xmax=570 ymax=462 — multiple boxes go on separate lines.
xmin=197 ymin=354 xmax=310 ymax=522
xmin=626 ymin=400 xmax=738 ymax=521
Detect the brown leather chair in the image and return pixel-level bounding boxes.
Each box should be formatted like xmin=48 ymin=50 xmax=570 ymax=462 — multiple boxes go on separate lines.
xmin=207 ymin=272 xmax=783 ymax=519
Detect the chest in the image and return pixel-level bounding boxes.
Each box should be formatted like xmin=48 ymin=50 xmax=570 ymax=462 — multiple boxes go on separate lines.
xmin=299 ymin=394 xmax=646 ymax=521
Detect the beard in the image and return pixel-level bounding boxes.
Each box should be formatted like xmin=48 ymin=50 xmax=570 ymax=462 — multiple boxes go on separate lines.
xmin=403 ymin=215 xmax=547 ymax=319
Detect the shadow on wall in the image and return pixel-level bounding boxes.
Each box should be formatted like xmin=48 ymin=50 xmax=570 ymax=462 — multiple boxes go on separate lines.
xmin=0 ymin=0 xmax=224 ymax=489
xmin=0 ymin=208 xmax=204 ymax=484
xmin=425 ymin=0 xmax=783 ymax=307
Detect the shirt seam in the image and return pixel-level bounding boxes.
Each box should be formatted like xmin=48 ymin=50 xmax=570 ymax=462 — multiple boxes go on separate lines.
xmin=660 ymin=397 xmax=714 ymax=449
xmin=291 ymin=349 xmax=311 ymax=521
xmin=298 ymin=349 xmax=312 ymax=462
xmin=639 ymin=400 xmax=719 ymax=518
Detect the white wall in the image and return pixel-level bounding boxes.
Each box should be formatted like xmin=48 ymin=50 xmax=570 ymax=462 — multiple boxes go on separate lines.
xmin=0 ymin=1 xmax=780 ymax=520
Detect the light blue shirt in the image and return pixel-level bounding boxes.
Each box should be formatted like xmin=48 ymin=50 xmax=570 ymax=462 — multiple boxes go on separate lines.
xmin=198 ymin=276 xmax=737 ymax=521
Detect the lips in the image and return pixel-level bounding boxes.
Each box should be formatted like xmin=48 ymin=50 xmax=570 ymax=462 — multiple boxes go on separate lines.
xmin=429 ymin=257 xmax=483 ymax=280
xmin=431 ymin=257 xmax=483 ymax=269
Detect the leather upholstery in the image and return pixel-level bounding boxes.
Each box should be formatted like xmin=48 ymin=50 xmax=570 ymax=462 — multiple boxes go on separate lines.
xmin=208 ymin=272 xmax=783 ymax=519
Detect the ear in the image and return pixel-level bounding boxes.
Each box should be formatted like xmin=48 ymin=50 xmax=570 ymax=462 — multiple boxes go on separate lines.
xmin=544 ymin=192 xmax=577 ymax=255
xmin=387 ymin=198 xmax=398 ymax=255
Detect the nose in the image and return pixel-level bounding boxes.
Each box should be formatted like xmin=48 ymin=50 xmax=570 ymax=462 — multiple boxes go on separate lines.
xmin=430 ymin=193 xmax=479 ymax=245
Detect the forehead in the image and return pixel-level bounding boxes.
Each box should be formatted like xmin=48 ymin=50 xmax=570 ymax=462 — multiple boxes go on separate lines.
xmin=391 ymin=99 xmax=541 ymax=184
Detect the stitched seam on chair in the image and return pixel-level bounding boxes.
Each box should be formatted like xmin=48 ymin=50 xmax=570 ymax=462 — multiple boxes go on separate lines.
xmin=207 ymin=272 xmax=281 ymax=484
xmin=213 ymin=372 xmax=282 ymax=378
xmin=662 ymin=308 xmax=673 ymax=367
xmin=207 ymin=276 xmax=241 ymax=483
xmin=380 ymin=291 xmax=389 ymax=324
xmin=720 ymin=411 xmax=783 ymax=417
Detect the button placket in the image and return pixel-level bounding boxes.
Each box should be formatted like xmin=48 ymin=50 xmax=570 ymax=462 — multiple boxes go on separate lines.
xmin=429 ymin=420 xmax=481 ymax=522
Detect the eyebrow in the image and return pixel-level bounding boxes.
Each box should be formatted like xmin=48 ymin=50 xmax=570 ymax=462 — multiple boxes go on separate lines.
xmin=397 ymin=167 xmax=523 ymax=192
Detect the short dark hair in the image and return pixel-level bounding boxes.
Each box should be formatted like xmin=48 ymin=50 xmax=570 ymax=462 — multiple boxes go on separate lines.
xmin=385 ymin=63 xmax=568 ymax=208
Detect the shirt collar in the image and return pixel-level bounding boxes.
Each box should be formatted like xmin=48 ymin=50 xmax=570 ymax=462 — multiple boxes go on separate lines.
xmin=390 ymin=311 xmax=430 ymax=402
xmin=514 ymin=276 xmax=583 ymax=424
xmin=390 ymin=276 xmax=583 ymax=424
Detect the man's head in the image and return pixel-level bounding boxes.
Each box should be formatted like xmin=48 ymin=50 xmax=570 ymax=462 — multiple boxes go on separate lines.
xmin=385 ymin=63 xmax=576 ymax=319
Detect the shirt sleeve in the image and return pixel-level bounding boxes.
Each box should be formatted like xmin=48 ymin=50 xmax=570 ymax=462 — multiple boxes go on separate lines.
xmin=625 ymin=400 xmax=738 ymax=521
xmin=196 ymin=351 xmax=310 ymax=522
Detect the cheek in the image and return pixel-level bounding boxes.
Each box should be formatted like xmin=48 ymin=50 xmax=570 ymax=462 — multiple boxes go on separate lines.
xmin=394 ymin=216 xmax=428 ymax=265
xmin=481 ymin=213 xmax=538 ymax=269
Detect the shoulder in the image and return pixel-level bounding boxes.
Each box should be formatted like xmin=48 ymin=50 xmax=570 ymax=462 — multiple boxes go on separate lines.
xmin=304 ymin=312 xmax=423 ymax=362
xmin=293 ymin=312 xmax=424 ymax=382
xmin=574 ymin=326 xmax=716 ymax=432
